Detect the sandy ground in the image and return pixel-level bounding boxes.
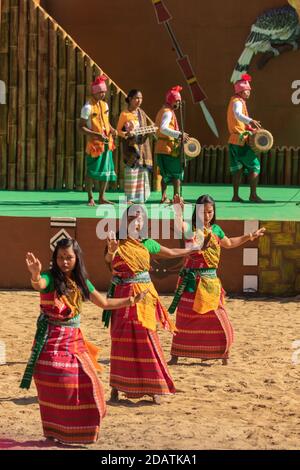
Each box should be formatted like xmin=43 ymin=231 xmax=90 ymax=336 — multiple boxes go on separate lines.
xmin=0 ymin=290 xmax=299 ymax=450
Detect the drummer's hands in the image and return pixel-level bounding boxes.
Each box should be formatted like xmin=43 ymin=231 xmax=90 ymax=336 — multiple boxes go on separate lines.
xmin=111 ymin=128 xmax=118 ymax=138
xmin=250 ymin=120 xmax=262 ymax=130
xmin=182 ymin=132 xmax=190 ymax=143
xmin=107 ymin=231 xmax=119 ymax=255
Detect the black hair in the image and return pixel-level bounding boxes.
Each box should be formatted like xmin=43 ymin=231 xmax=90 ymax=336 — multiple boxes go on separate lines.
xmin=118 ymin=204 xmax=148 ymax=240
xmin=192 ymin=194 xmax=216 ymax=230
xmin=50 ymin=238 xmax=90 ymax=300
xmin=125 ymin=89 xmax=142 ymax=104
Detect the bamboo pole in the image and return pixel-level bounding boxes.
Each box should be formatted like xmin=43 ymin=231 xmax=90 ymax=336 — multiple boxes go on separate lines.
xmin=56 ymin=28 xmax=67 ymax=189
xmin=65 ymin=39 xmax=76 ymax=189
xmin=284 ymin=147 xmax=292 ymax=186
xmin=46 ymin=19 xmax=57 ymax=189
xmin=85 ymin=57 xmax=93 ymax=100
xmin=260 ymin=152 xmax=268 ymax=185
xmin=82 ymin=58 xmax=94 ymax=190
xmin=0 ymin=0 xmax=9 ymax=189
xmin=210 ymin=147 xmax=217 ymax=183
xmin=118 ymin=92 xmax=126 ymax=190
xmin=203 ymin=147 xmax=211 ymax=183
xmin=16 ymin=0 xmax=27 ymax=190
xmin=26 ymin=0 xmax=38 ymax=190
xmin=276 ymin=148 xmax=284 ymax=185
xmin=36 ymin=7 xmax=48 ymax=190
xmin=110 ymin=83 xmax=120 ymax=191
xmin=75 ymin=49 xmax=85 ymax=190
xmin=224 ymin=147 xmax=231 ymax=184
xmin=216 ymin=147 xmax=224 ymax=183
xmin=196 ymin=146 xmax=204 ymax=184
xmin=7 ymin=0 xmax=19 ymax=190
xmin=268 ymin=148 xmax=277 ymax=185
xmin=291 ymin=148 xmax=298 ymax=186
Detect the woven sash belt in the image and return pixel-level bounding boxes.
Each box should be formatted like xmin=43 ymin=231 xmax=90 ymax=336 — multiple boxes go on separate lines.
xmin=168 ymin=268 xmax=217 ymax=314
xmin=102 ymin=271 xmax=151 ymax=328
xmin=20 ymin=314 xmax=81 ymax=390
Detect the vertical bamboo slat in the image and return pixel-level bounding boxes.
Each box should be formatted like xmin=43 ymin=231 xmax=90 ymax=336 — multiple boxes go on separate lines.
xmin=56 ymin=28 xmax=67 ymax=189
xmin=75 ymin=49 xmax=85 ymax=190
xmin=16 ymin=0 xmax=27 ymax=190
xmin=284 ymin=147 xmax=292 ymax=186
xmin=0 ymin=0 xmax=9 ymax=189
xmin=292 ymin=148 xmax=299 ymax=186
xmin=83 ymin=58 xmax=94 ymax=190
xmin=118 ymin=93 xmax=126 ymax=190
xmin=110 ymin=83 xmax=120 ymax=191
xmin=218 ymin=147 xmax=225 ymax=183
xmin=196 ymin=147 xmax=204 ymax=183
xmin=260 ymin=152 xmax=268 ymax=185
xmin=65 ymin=40 xmax=76 ymax=189
xmin=7 ymin=0 xmax=18 ymax=189
xmin=203 ymin=147 xmax=211 ymax=183
xmin=268 ymin=148 xmax=277 ymax=185
xmin=36 ymin=8 xmax=48 ymax=190
xmin=46 ymin=19 xmax=57 ymax=189
xmin=210 ymin=147 xmax=217 ymax=183
xmin=276 ymin=148 xmax=284 ymax=185
xmin=26 ymin=0 xmax=38 ymax=190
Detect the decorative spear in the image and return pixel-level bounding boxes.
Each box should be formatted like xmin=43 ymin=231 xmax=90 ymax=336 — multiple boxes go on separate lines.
xmin=151 ymin=0 xmax=219 ymax=138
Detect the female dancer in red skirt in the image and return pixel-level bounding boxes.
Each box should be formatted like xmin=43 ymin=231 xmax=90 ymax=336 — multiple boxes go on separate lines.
xmin=21 ymin=238 xmax=147 ymax=444
xmin=104 ymin=204 xmax=202 ymax=404
xmin=168 ymin=194 xmax=265 ymax=365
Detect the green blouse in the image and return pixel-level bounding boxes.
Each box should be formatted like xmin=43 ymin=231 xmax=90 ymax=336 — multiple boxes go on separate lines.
xmin=141 ymin=238 xmax=161 ymax=254
xmin=40 ymin=271 xmax=95 ymax=294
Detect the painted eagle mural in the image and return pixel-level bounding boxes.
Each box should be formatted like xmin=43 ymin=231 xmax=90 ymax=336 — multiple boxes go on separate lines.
xmin=231 ymin=0 xmax=300 ymax=83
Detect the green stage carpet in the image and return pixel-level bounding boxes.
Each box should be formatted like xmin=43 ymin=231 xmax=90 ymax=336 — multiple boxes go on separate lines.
xmin=0 ymin=185 xmax=299 ymax=220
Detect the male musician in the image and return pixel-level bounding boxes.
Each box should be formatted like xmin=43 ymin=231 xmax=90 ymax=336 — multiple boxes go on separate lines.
xmin=155 ymin=86 xmax=189 ymax=204
xmin=79 ymin=75 xmax=117 ymax=205
xmin=227 ymin=74 xmax=263 ymax=203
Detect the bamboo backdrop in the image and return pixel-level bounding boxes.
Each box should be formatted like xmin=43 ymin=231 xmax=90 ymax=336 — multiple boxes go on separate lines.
xmin=0 ymin=0 xmax=300 ymax=191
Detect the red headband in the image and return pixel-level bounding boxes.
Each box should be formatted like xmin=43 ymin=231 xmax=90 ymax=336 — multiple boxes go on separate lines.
xmin=91 ymin=75 xmax=108 ymax=94
xmin=166 ymin=85 xmax=183 ymax=106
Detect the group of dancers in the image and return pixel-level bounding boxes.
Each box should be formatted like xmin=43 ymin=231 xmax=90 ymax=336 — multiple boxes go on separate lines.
xmin=21 ymin=195 xmax=265 ymax=445
xmin=79 ymin=72 xmax=263 ymax=207
xmin=19 ymin=71 xmax=267 ymax=445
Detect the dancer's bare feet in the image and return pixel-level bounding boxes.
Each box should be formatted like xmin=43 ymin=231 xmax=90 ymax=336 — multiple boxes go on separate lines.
xmin=222 ymin=358 xmax=228 ymax=366
xmin=231 ymin=196 xmax=244 ymax=203
xmin=167 ymin=355 xmax=178 ymax=365
xmin=249 ymin=195 xmax=264 ymax=203
xmin=160 ymin=197 xmax=171 ymax=204
xmin=152 ymin=395 xmax=161 ymax=405
xmin=98 ymin=198 xmax=114 ymax=205
xmin=88 ymin=198 xmax=96 ymax=207
xmin=110 ymin=388 xmax=119 ymax=402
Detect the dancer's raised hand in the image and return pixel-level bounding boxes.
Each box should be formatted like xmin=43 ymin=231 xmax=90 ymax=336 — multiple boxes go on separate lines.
xmin=107 ymin=231 xmax=119 ymax=254
xmin=26 ymin=252 xmax=42 ymax=278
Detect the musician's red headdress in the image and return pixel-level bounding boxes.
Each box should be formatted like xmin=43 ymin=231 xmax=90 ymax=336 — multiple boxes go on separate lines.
xmin=166 ymin=85 xmax=182 ymax=106
xmin=91 ymin=75 xmax=108 ymax=94
xmin=234 ymin=74 xmax=252 ymax=94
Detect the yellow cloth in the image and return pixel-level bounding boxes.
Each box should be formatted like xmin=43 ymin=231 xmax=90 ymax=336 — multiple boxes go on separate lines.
xmin=193 ymin=277 xmax=222 ymax=314
xmin=85 ymin=97 xmax=115 ymax=157
xmin=154 ymin=106 xmax=180 ymax=156
xmin=192 ymin=230 xmax=223 ymax=314
xmin=227 ymin=96 xmax=249 ymax=146
xmin=116 ymin=238 xmax=175 ymax=332
xmin=117 ymin=111 xmax=139 ymax=138
xmin=118 ymin=238 xmax=150 ymax=273
xmin=84 ymin=339 xmax=103 ymax=372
